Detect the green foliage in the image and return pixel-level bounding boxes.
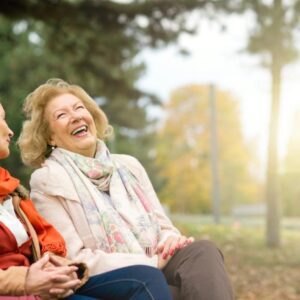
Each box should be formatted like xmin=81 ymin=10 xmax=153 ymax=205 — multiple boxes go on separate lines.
xmin=244 ymin=0 xmax=298 ymax=68
xmin=0 ymin=0 xmax=229 ymax=183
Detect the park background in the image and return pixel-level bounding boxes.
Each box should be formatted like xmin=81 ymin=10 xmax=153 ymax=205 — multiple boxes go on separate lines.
xmin=1 ymin=1 xmax=300 ymax=299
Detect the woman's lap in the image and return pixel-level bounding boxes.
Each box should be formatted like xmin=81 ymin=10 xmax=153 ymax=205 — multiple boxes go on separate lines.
xmin=163 ymin=240 xmax=234 ymax=300
xmin=68 ymin=265 xmax=172 ymax=300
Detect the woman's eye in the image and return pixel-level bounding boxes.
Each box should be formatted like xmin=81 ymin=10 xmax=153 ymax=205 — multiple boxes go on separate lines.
xmin=56 ymin=112 xmax=66 ymax=119
xmin=76 ymin=105 xmax=85 ymax=110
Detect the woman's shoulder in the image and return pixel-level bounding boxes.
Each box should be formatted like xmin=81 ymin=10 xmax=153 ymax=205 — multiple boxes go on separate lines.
xmin=30 ymin=159 xmax=74 ymax=196
xmin=112 ymin=154 xmax=143 ymax=170
xmin=31 ymin=158 xmax=66 ymax=181
xmin=112 ymin=154 xmax=146 ymax=179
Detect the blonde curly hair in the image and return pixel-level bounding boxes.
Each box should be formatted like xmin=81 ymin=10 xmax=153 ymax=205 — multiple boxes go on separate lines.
xmin=18 ymin=78 xmax=111 ymax=168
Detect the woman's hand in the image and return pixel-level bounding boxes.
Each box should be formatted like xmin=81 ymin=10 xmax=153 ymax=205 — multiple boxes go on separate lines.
xmin=157 ymin=252 xmax=172 ymax=270
xmin=25 ymin=254 xmax=81 ymax=298
xmin=156 ymin=235 xmax=195 ymax=261
xmin=47 ymin=255 xmax=80 ymax=298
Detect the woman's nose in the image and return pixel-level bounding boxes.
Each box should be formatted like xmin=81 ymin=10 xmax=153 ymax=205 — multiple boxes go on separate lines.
xmin=8 ymin=127 xmax=14 ymax=138
xmin=4 ymin=121 xmax=14 ymax=138
xmin=70 ymin=111 xmax=82 ymax=122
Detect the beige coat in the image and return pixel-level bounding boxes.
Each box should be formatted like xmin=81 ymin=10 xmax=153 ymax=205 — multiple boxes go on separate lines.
xmin=0 ymin=266 xmax=28 ymax=296
xmin=30 ymin=154 xmax=180 ymax=276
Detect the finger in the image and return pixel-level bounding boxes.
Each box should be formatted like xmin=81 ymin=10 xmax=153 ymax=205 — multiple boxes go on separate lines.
xmin=45 ymin=265 xmax=78 ymax=278
xmin=32 ymin=253 xmax=50 ymax=269
xmin=161 ymin=237 xmax=174 ymax=259
xmin=61 ymin=290 xmax=75 ymax=298
xmin=70 ymin=270 xmax=79 ymax=280
xmin=49 ymin=273 xmax=75 ymax=284
xmin=161 ymin=244 xmax=170 ymax=259
xmin=49 ymin=288 xmax=66 ymax=295
xmin=177 ymin=236 xmax=188 ymax=248
xmin=168 ymin=237 xmax=179 ymax=256
xmin=60 ymin=289 xmax=75 ymax=298
xmin=51 ymin=279 xmax=81 ymax=290
xmin=49 ymin=255 xmax=64 ymax=267
xmin=49 ymin=265 xmax=78 ymax=278
xmin=187 ymin=236 xmax=195 ymax=243
xmin=155 ymin=243 xmax=164 ymax=254
xmin=178 ymin=236 xmax=194 ymax=248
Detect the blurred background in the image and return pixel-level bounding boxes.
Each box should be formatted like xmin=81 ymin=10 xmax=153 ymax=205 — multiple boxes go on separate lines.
xmin=1 ymin=1 xmax=300 ymax=299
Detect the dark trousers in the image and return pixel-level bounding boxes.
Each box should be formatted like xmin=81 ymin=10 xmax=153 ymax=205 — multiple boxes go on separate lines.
xmin=163 ymin=240 xmax=234 ymax=300
xmin=68 ymin=265 xmax=172 ymax=300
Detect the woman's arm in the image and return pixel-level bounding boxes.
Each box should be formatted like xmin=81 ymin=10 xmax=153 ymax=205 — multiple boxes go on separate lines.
xmin=120 ymin=155 xmax=194 ymax=260
xmin=25 ymin=254 xmax=80 ymax=298
xmin=0 ymin=255 xmax=80 ymax=297
xmin=31 ymin=191 xmax=159 ymax=276
xmin=0 ymin=266 xmax=28 ymax=295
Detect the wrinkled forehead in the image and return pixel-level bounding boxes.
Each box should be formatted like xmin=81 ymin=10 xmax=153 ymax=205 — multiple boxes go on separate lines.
xmin=46 ymin=93 xmax=83 ymax=112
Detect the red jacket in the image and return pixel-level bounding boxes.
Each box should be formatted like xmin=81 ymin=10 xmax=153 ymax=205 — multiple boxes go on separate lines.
xmin=0 ymin=168 xmax=88 ymax=296
xmin=0 ymin=198 xmax=66 ymax=270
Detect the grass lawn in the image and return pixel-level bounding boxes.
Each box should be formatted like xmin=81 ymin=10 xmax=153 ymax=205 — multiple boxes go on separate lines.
xmin=173 ymin=217 xmax=300 ymax=300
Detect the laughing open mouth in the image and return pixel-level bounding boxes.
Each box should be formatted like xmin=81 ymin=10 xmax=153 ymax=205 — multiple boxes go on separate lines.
xmin=71 ymin=125 xmax=88 ymax=136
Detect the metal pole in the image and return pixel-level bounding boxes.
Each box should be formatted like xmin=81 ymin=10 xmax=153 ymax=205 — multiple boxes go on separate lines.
xmin=209 ymin=84 xmax=221 ymax=224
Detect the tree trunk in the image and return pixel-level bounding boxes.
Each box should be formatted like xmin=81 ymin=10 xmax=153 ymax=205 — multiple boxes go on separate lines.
xmin=266 ymin=59 xmax=282 ymax=247
xmin=209 ymin=84 xmax=221 ymax=224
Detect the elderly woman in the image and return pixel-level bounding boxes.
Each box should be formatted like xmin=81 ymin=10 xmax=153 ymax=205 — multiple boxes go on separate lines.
xmin=19 ymin=79 xmax=234 ymax=300
xmin=0 ymin=101 xmax=171 ymax=300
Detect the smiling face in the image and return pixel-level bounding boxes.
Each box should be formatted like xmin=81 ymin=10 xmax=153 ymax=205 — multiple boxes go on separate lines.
xmin=45 ymin=93 xmax=98 ymax=157
xmin=0 ymin=104 xmax=14 ymax=160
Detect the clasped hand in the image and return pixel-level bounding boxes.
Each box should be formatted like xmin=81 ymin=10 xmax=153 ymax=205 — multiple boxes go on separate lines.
xmin=25 ymin=254 xmax=81 ymax=299
xmin=156 ymin=235 xmax=194 ymax=269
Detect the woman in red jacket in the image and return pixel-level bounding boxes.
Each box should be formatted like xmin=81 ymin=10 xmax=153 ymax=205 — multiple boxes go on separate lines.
xmin=0 ymin=101 xmax=172 ymax=300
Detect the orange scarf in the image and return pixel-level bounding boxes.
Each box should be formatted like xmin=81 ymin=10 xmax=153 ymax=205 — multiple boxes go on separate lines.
xmin=0 ymin=167 xmax=19 ymax=198
xmin=0 ymin=167 xmax=66 ymax=257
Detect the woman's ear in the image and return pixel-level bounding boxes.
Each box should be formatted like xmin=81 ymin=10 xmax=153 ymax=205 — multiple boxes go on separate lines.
xmin=45 ymin=143 xmax=56 ymax=158
xmin=48 ymin=134 xmax=55 ymax=148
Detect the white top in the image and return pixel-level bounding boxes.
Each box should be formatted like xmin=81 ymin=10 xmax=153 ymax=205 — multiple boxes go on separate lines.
xmin=0 ymin=196 xmax=29 ymax=246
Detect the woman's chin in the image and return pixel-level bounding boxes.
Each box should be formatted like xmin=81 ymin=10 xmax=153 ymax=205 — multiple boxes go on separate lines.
xmin=0 ymin=150 xmax=10 ymax=160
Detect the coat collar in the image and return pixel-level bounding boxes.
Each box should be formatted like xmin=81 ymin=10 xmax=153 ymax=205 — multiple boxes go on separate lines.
xmin=30 ymin=159 xmax=80 ymax=202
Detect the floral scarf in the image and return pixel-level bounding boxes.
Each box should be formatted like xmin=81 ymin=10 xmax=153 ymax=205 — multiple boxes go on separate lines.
xmin=51 ymin=140 xmax=160 ymax=256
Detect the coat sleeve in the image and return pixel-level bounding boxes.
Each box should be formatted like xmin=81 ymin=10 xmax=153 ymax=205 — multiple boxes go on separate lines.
xmin=124 ymin=155 xmax=181 ymax=245
xmin=30 ymin=190 xmax=158 ymax=276
xmin=0 ymin=266 xmax=28 ymax=295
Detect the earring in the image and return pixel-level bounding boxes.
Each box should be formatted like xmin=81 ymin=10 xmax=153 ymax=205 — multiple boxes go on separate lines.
xmin=51 ymin=145 xmax=56 ymax=150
